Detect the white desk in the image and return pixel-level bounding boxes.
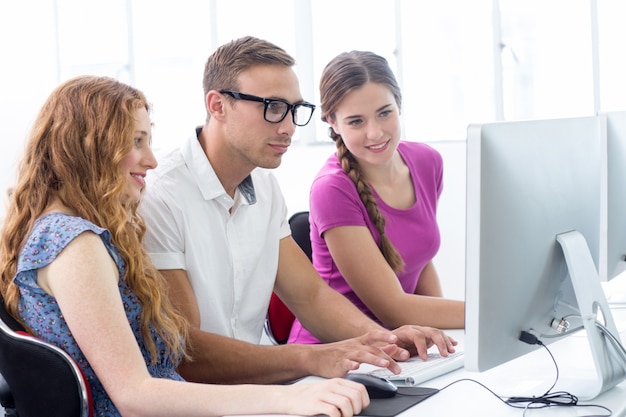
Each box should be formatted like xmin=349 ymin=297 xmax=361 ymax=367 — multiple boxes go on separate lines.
xmin=240 ymin=276 xmax=626 ymax=417
xmin=384 ymin=277 xmax=626 ymax=417
xmin=387 ymin=317 xmax=626 ymax=417
xmin=284 ymin=317 xmax=618 ymax=417
xmin=392 ymin=275 xmax=626 ymax=417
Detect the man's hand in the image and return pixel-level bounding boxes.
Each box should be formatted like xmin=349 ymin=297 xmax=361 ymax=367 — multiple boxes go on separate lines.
xmin=390 ymin=325 xmax=458 ymax=360
xmin=302 ymin=330 xmax=409 ymax=377
xmin=301 ymin=327 xmax=457 ymax=378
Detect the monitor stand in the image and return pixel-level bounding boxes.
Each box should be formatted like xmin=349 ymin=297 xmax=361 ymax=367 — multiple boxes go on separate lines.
xmin=557 ymin=230 xmax=626 ymax=400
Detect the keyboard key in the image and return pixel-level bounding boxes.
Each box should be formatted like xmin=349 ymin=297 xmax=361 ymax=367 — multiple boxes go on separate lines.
xmin=368 ymin=350 xmax=464 ymax=386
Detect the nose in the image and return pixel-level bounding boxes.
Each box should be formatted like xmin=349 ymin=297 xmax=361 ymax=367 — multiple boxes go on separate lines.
xmin=144 ymin=147 xmax=158 ymax=170
xmin=276 ymin=111 xmax=297 ymax=137
xmin=366 ymin=119 xmax=384 ymax=141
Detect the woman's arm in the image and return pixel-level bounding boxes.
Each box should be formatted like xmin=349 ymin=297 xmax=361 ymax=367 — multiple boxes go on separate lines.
xmin=38 ymin=231 xmax=369 ymax=417
xmin=323 ymin=225 xmax=464 ymax=330
xmin=414 ymin=261 xmax=443 ymax=297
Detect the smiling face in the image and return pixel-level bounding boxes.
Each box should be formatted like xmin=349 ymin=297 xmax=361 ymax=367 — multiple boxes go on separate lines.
xmin=328 ymin=82 xmax=401 ymax=168
xmin=119 ymin=107 xmax=157 ymax=204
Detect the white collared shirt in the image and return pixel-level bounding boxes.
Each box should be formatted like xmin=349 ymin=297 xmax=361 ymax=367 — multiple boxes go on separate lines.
xmin=139 ymin=131 xmax=290 ymax=343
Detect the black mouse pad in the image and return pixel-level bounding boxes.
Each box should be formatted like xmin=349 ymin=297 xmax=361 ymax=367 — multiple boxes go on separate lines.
xmin=356 ymin=387 xmax=440 ymax=417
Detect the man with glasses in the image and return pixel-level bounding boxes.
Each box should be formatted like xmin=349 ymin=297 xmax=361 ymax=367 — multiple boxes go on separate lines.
xmin=139 ymin=36 xmax=454 ymax=384
xmin=218 ymin=90 xmax=316 ymax=127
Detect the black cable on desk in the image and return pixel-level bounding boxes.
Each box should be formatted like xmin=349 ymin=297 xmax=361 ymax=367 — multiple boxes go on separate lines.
xmin=432 ymin=377 xmax=612 ymax=417
xmin=505 ymin=331 xmax=579 ymax=409
xmin=397 ymin=330 xmax=614 ymax=417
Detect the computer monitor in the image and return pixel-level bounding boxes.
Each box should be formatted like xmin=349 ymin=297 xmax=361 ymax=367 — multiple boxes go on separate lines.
xmin=464 ymin=116 xmax=626 ymax=401
xmin=600 ymin=111 xmax=626 ymax=282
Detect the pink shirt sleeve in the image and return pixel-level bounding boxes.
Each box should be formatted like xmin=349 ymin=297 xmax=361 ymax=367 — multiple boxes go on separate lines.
xmin=288 ymin=142 xmax=443 ymax=344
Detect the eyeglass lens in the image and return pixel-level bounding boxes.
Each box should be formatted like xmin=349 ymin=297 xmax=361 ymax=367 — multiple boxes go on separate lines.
xmin=265 ymin=101 xmax=313 ymax=126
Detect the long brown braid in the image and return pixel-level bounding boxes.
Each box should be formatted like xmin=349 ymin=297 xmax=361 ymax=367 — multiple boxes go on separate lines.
xmin=321 ymin=51 xmax=405 ymax=273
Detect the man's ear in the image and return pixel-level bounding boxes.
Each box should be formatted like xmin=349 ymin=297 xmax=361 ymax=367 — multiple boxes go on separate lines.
xmin=206 ymin=90 xmax=227 ymax=121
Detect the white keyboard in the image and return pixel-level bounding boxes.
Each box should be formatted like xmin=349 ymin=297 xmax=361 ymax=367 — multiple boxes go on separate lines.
xmin=368 ymin=350 xmax=464 ymax=386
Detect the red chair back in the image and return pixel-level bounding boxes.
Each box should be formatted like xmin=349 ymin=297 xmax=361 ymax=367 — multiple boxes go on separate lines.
xmin=265 ymin=211 xmax=311 ymax=344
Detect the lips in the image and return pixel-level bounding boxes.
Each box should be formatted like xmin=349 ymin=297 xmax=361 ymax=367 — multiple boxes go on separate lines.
xmin=131 ymin=173 xmax=146 ymax=187
xmin=269 ymin=142 xmax=290 ymax=153
xmin=367 ymin=140 xmax=390 ymax=152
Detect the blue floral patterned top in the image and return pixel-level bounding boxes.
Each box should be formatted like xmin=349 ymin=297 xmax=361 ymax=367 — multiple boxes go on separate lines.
xmin=14 ymin=212 xmax=184 ymax=417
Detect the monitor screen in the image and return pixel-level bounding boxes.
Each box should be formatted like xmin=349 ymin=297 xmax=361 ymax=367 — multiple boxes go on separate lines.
xmin=601 ymin=111 xmax=626 ymax=282
xmin=464 ymin=116 xmax=625 ymax=400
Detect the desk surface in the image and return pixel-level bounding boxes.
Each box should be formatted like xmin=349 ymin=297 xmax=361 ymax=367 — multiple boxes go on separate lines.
xmin=291 ymin=319 xmax=626 ymax=417
xmin=239 ymin=275 xmax=626 ymax=417
xmin=390 ymin=319 xmax=626 ymax=417
xmin=399 ymin=274 xmax=626 ymax=416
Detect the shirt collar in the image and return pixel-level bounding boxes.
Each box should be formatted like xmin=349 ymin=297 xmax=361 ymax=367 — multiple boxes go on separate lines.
xmin=182 ymin=127 xmax=257 ymax=205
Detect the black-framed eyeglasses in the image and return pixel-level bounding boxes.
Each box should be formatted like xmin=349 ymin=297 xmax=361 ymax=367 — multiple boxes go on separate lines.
xmin=219 ymin=90 xmax=316 ymax=127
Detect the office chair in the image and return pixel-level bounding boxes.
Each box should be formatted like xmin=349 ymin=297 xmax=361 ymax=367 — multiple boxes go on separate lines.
xmin=0 ymin=297 xmax=93 ymax=417
xmin=265 ymin=211 xmax=311 ymax=344
xmin=287 ymin=211 xmax=312 ymax=261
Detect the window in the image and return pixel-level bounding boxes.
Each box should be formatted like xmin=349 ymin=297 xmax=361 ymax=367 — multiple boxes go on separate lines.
xmin=2 ymin=1 xmax=626 ymax=165
xmin=597 ymin=0 xmax=626 ymax=111
xmin=56 ymin=0 xmax=130 ymax=81
xmin=398 ymin=0 xmax=495 ymax=141
xmin=498 ymin=0 xmax=594 ymax=120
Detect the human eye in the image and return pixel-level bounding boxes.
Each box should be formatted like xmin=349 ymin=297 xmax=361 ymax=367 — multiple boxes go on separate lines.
xmin=379 ymin=109 xmax=393 ymax=118
xmin=347 ymin=118 xmax=363 ymax=127
xmin=134 ymin=134 xmax=150 ymax=148
xmin=266 ymin=100 xmax=288 ymax=115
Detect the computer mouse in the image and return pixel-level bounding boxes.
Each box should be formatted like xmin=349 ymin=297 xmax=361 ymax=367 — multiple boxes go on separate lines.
xmin=344 ymin=373 xmax=398 ymax=399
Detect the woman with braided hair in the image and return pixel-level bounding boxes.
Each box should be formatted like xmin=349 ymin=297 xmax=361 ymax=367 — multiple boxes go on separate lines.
xmin=288 ymin=51 xmax=464 ymax=345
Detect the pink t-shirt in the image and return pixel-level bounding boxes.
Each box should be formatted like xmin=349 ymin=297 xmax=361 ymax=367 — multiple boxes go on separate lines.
xmin=288 ymin=141 xmax=443 ymax=344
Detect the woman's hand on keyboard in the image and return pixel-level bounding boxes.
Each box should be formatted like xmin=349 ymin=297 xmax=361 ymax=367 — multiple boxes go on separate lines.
xmin=389 ymin=325 xmax=458 ymax=361
xmin=302 ymin=329 xmax=412 ymax=377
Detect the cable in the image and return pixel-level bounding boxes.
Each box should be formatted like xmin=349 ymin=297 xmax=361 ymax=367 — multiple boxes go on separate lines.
xmin=436 ymin=378 xmax=612 ymax=417
xmin=539 ymin=324 xmax=585 ymax=339
xmin=508 ymin=332 xmax=579 ymax=411
xmin=396 ymin=325 xmax=622 ymax=415
xmin=594 ymin=321 xmax=626 ymax=368
xmin=543 ymin=314 xmax=626 ymax=367
xmin=400 ymin=331 xmax=615 ymax=416
xmin=533 ymin=314 xmax=585 ymax=339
